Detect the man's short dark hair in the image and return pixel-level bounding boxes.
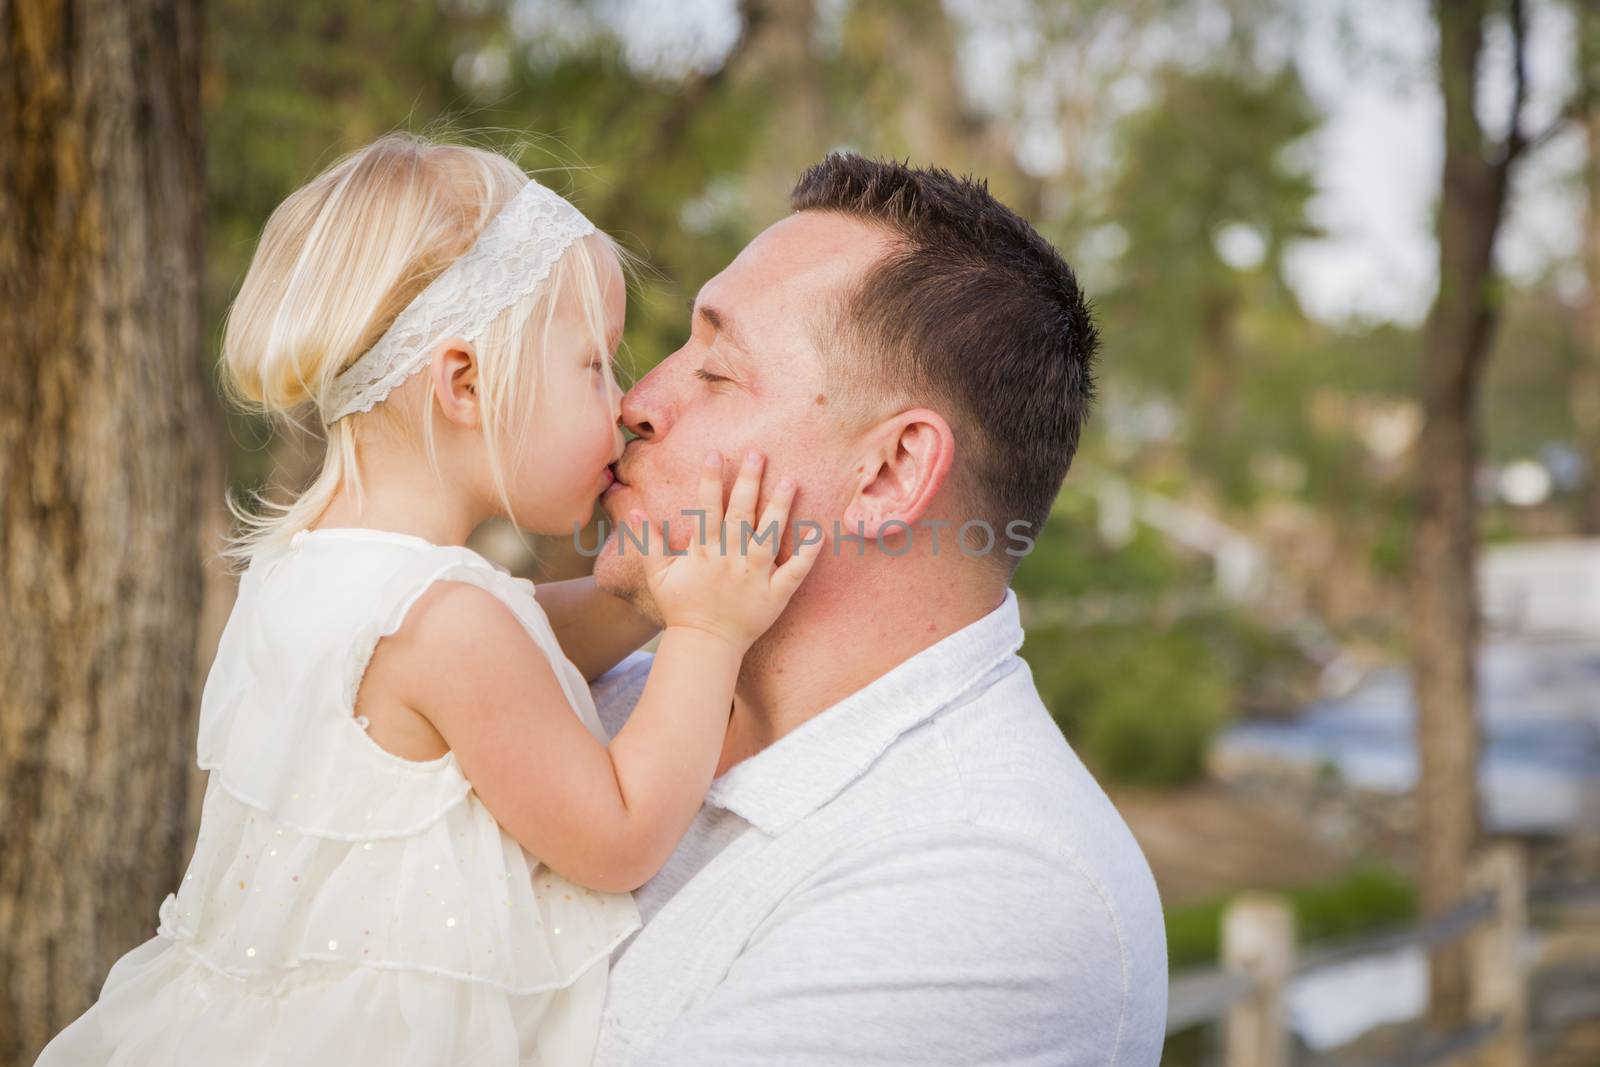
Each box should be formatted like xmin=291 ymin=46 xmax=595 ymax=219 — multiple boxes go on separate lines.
xmin=791 ymin=154 xmax=1098 ymax=564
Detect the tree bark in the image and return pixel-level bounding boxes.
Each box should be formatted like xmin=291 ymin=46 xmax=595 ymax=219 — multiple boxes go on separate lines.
xmin=1412 ymin=0 xmax=1513 ymax=1031
xmin=1577 ymin=20 xmax=1600 ymax=535
xmin=0 ymin=0 xmax=207 ymax=1061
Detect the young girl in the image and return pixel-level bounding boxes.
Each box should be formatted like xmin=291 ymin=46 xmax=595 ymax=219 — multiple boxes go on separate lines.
xmin=37 ymin=133 xmax=819 ymax=1066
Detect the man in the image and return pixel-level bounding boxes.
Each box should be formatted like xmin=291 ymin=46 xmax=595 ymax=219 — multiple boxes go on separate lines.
xmin=589 ymin=154 xmax=1166 ymax=1066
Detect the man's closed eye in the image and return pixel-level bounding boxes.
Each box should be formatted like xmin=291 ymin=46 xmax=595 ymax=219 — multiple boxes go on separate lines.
xmin=695 ymin=368 xmax=730 ymax=384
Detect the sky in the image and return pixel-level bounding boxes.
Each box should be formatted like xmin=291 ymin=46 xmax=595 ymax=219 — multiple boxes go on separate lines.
xmin=529 ymin=0 xmax=1589 ymax=328
xmin=1285 ymin=0 xmax=1583 ymax=326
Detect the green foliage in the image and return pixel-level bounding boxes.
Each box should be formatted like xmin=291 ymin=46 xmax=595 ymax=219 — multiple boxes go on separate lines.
xmin=205 ymin=0 xmax=479 ymax=313
xmin=1483 ymin=286 xmax=1581 ymax=461
xmin=1366 ymin=500 xmax=1414 ymax=579
xmin=489 ymin=44 xmax=773 ymax=374
xmin=1090 ymin=54 xmax=1427 ymax=530
xmin=1083 ymin=653 xmax=1231 ymax=788
xmin=1022 ymin=618 xmax=1234 ymax=788
xmin=1293 ymin=866 xmax=1417 ymax=944
xmin=1101 ymin=61 xmax=1321 ymax=403
xmin=1015 ymin=495 xmax=1311 ymax=787
xmin=1165 ymin=866 xmax=1417 ymax=970
xmin=1165 ymin=895 xmax=1229 ymax=971
xmin=1013 ymin=494 xmax=1202 ymax=599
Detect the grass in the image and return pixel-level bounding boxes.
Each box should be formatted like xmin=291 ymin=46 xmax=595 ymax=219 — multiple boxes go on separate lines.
xmin=1166 ymin=866 xmax=1417 ymax=970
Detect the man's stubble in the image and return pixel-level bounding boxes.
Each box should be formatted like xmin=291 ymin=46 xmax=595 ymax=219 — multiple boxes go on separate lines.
xmin=593 ymin=531 xmax=666 ymax=628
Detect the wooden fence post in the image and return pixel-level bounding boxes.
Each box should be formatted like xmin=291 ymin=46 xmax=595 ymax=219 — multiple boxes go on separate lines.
xmin=1468 ymin=843 xmax=1528 ymax=1067
xmin=1222 ymin=893 xmax=1296 ymax=1067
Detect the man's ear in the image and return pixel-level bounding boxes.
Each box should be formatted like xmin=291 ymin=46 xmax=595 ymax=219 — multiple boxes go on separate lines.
xmin=429 ymin=339 xmax=480 ymax=429
xmin=842 ymin=408 xmax=956 ymax=538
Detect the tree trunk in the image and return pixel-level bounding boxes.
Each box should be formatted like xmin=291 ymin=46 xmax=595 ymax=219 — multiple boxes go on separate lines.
xmin=1577 ymin=27 xmax=1600 ymax=535
xmin=1412 ymin=0 xmax=1511 ymax=1031
xmin=0 ymin=0 xmax=207 ymax=1061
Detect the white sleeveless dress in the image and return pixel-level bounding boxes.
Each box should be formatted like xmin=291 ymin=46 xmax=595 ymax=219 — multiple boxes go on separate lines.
xmin=37 ymin=527 xmax=642 ymax=1067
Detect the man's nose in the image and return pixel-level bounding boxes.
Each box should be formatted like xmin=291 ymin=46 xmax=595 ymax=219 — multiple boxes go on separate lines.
xmin=620 ymin=365 xmax=668 ymax=442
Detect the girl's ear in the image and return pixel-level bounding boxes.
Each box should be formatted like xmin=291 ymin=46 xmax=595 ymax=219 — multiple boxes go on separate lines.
xmin=430 ymin=338 xmax=480 ymax=429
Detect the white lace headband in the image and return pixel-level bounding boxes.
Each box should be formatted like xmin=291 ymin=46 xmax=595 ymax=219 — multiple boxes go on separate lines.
xmin=324 ymin=178 xmax=597 ymax=424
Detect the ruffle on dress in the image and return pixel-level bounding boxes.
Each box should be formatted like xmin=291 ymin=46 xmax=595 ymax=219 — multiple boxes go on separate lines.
xmin=156 ymin=775 xmax=641 ymax=994
xmin=38 ymin=930 xmax=612 ymax=1066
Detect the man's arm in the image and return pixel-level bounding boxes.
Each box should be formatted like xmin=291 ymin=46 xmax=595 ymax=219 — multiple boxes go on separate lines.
xmin=537 ymin=575 xmax=660 ymax=682
xmin=589 ymin=649 xmax=653 ymax=741
xmin=633 ymin=823 xmax=1167 ymax=1067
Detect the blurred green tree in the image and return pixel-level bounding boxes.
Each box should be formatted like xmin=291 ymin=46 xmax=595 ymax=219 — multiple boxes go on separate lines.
xmin=1100 ymin=60 xmax=1322 ymax=503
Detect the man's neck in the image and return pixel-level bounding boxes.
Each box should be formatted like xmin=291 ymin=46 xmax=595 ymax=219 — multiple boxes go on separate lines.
xmin=714 ymin=561 xmax=1008 ymax=778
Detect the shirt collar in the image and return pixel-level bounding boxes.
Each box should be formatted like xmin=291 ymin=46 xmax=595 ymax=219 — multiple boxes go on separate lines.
xmin=705 ymin=587 xmax=1025 ymax=836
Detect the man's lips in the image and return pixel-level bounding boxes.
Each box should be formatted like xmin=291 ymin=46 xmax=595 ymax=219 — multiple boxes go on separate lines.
xmin=602 ymin=463 xmax=628 ymax=498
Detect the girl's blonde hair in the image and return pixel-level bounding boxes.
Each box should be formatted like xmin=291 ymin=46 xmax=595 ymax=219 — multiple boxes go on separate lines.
xmin=219 ymin=132 xmax=625 ymax=567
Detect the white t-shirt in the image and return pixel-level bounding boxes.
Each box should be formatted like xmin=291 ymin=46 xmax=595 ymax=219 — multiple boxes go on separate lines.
xmin=588 ymin=588 xmax=1168 ymax=1067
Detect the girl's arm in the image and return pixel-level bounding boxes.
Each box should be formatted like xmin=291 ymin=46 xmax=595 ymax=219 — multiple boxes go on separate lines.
xmin=377 ymin=451 xmax=819 ymax=894
xmin=535 ymin=575 xmax=659 ymax=682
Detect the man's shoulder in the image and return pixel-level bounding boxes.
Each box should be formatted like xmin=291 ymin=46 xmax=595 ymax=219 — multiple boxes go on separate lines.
xmin=830 ymin=664 xmax=1165 ymax=1060
xmin=790 ymin=711 xmax=1169 ymax=1067
xmin=827 ymin=657 xmax=1166 ymax=963
xmin=868 ymin=659 xmax=1154 ymax=880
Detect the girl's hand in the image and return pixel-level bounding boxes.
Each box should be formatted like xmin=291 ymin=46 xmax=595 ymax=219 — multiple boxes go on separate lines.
xmin=627 ymin=449 xmax=821 ymax=652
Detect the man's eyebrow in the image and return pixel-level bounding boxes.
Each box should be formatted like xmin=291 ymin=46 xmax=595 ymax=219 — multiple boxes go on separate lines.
xmin=694 ymin=301 xmax=752 ymax=354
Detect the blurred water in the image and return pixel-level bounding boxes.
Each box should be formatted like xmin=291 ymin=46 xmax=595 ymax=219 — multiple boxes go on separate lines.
xmin=1214 ymin=641 xmax=1591 ymax=1052
xmin=1283 ymin=934 xmax=1546 ymax=1051
xmin=1286 ymin=945 xmax=1427 ymax=1051
xmin=1217 ymin=638 xmax=1600 ymax=833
